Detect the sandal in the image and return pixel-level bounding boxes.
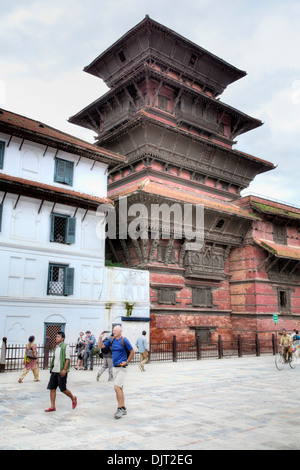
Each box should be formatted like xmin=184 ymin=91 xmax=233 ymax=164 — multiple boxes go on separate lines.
xmin=72 ymin=396 xmax=77 ymax=410
xmin=45 ymin=407 xmax=56 ymax=412
xmin=18 ymin=379 xmax=22 ymax=383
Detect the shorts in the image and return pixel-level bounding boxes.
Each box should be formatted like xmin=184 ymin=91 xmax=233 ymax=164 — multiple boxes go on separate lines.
xmin=47 ymin=372 xmax=68 ymax=392
xmin=113 ymin=366 xmax=127 ymax=388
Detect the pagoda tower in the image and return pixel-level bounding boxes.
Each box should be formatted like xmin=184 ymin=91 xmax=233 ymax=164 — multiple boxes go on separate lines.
xmin=69 ymin=16 xmax=275 ymax=342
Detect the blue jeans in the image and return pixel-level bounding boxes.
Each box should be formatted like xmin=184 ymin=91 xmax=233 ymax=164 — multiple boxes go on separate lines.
xmin=84 ymin=350 xmax=93 ymax=370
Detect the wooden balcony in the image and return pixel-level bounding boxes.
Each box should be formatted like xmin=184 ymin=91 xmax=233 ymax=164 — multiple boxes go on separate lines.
xmin=175 ymin=109 xmax=219 ymax=134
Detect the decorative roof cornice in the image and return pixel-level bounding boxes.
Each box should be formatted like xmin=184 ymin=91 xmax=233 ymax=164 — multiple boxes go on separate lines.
xmin=108 ymin=177 xmax=258 ymax=220
xmin=95 ymin=109 xmax=274 ymax=171
xmin=69 ymin=62 xmax=262 ymax=138
xmin=0 ymin=108 xmax=124 ymax=166
xmin=0 ymin=173 xmax=113 ymax=209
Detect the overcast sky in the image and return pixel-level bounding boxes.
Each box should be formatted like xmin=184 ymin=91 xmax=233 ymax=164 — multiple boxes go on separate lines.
xmin=1 ymin=0 xmax=300 ymax=206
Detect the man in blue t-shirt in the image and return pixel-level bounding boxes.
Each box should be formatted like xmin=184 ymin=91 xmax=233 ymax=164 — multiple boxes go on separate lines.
xmin=98 ymin=325 xmax=134 ymax=419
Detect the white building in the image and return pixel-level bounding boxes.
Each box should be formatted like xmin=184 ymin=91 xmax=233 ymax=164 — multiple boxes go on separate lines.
xmin=0 ymin=109 xmax=150 ymax=347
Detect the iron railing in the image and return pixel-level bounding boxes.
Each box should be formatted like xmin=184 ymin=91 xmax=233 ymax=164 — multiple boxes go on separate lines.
xmin=0 ymin=333 xmax=278 ymax=372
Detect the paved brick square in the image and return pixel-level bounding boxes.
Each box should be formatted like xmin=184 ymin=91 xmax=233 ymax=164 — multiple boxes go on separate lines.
xmin=1 ymin=355 xmax=299 ymax=450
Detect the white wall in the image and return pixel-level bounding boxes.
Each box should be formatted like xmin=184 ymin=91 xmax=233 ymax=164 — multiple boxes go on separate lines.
xmin=0 ymin=266 xmax=150 ymax=345
xmin=0 ymin=132 xmax=107 ymax=197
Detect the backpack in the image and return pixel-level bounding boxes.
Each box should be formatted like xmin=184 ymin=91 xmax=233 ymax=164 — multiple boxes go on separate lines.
xmin=110 ymin=336 xmax=130 ymax=358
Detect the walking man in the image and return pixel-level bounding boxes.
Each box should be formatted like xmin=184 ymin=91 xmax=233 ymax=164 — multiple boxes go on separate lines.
xmin=98 ymin=325 xmax=134 ymax=419
xmin=84 ymin=330 xmax=96 ymax=371
xmin=45 ymin=331 xmax=77 ymax=412
xmin=136 ymin=330 xmax=149 ymax=372
xmin=97 ymin=333 xmax=114 ymax=382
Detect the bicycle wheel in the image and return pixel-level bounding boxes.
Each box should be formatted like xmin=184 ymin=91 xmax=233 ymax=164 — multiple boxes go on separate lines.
xmin=275 ymin=353 xmax=284 ymax=370
xmin=289 ymin=355 xmax=297 ymax=369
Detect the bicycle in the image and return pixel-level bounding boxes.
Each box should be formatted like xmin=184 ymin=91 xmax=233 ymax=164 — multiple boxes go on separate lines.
xmin=275 ymin=347 xmax=297 ymax=370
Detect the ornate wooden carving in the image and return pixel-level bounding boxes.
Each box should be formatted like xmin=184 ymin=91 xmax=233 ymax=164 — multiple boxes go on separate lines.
xmin=179 ymin=240 xmax=188 ymax=267
xmin=132 ymin=238 xmax=143 ymax=265
xmin=164 ymin=237 xmax=174 ymax=266
xmin=141 ymin=238 xmax=149 ymax=264
xmin=120 ymin=239 xmax=131 ymax=266
xmin=149 ymin=237 xmax=159 ymax=263
xmin=184 ymin=244 xmax=226 ymax=279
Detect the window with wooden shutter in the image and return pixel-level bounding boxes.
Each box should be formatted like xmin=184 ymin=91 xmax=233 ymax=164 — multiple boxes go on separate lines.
xmin=47 ymin=264 xmax=74 ymax=296
xmin=158 ymin=95 xmax=169 ymax=111
xmin=64 ymin=267 xmax=75 ymax=296
xmin=273 ymin=224 xmax=287 ymax=245
xmin=54 ymin=158 xmax=74 ymax=186
xmin=157 ymin=288 xmax=177 ymax=305
xmin=192 ymin=287 xmax=213 ymax=308
xmin=277 ymin=288 xmax=291 ymax=313
xmin=48 ymin=264 xmax=67 ymax=295
xmin=50 ymin=213 xmax=76 ymax=244
xmin=0 ymin=141 xmax=4 ymax=169
xmin=65 ymin=217 xmax=76 ymax=244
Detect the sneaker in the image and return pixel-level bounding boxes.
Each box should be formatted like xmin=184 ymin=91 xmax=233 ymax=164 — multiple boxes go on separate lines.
xmin=114 ymin=408 xmax=123 ymax=419
xmin=121 ymin=407 xmax=127 ymax=415
xmin=96 ymin=372 xmax=101 ymax=382
xmin=138 ymin=364 xmax=143 ymax=372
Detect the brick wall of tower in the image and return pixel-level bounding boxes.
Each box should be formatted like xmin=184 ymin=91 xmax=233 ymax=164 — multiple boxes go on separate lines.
xmin=149 ymin=262 xmax=233 ymax=343
xmin=229 ymin=243 xmax=300 ymax=336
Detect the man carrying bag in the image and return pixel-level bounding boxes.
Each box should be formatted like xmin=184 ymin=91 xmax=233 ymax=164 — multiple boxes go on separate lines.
xmin=98 ymin=325 xmax=134 ymax=419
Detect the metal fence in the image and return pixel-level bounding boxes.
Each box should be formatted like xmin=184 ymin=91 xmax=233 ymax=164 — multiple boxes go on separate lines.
xmin=0 ymin=333 xmax=278 ymax=373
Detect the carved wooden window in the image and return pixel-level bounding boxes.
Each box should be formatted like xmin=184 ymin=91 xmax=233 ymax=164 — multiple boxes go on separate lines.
xmin=158 ymin=95 xmax=169 ymax=111
xmin=189 ymin=54 xmax=197 ymax=66
xmin=118 ymin=50 xmax=126 ymax=62
xmin=182 ymin=96 xmax=193 ymax=112
xmin=215 ymin=219 xmax=225 ymax=229
xmin=219 ymin=123 xmax=225 ymax=135
xmin=277 ymin=288 xmax=291 ymax=313
xmin=157 ymin=288 xmax=177 ymax=305
xmin=202 ymin=148 xmax=213 ymax=161
xmin=192 ymin=287 xmax=213 ymax=308
xmin=273 ymin=224 xmax=287 ymax=245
